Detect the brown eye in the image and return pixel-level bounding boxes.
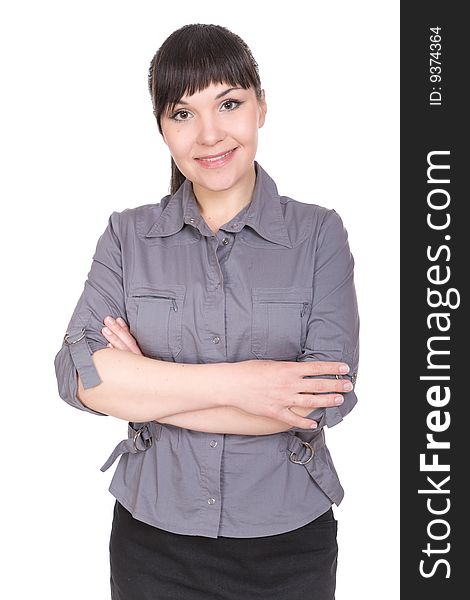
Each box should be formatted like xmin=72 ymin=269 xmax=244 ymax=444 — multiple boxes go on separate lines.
xmin=171 ymin=110 xmax=192 ymax=121
xmin=220 ymin=99 xmax=243 ymax=111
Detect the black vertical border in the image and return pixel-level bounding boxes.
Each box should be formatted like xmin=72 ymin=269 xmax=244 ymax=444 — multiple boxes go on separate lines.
xmin=401 ymin=2 xmax=467 ymax=597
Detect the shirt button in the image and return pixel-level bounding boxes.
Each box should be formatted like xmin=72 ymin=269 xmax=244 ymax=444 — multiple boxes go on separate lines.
xmin=210 ymin=440 xmax=218 ymax=448
xmin=189 ymin=217 xmax=196 ymax=224
xmin=222 ymin=237 xmax=230 ymax=245
xmin=232 ymin=223 xmax=240 ymax=229
xmin=207 ymin=498 xmax=216 ymax=505
xmin=212 ymin=336 xmax=220 ymax=344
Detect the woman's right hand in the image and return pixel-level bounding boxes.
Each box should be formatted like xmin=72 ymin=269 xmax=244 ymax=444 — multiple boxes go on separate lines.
xmin=227 ymin=359 xmax=352 ymax=430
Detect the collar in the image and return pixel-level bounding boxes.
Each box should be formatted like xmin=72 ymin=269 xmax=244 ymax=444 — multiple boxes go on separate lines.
xmin=144 ymin=161 xmax=293 ymax=248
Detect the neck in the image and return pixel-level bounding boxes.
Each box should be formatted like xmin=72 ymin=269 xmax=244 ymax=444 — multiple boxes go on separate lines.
xmin=191 ymin=165 xmax=256 ymax=224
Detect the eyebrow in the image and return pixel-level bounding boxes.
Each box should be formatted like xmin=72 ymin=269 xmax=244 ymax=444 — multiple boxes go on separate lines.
xmin=175 ymin=87 xmax=243 ymax=106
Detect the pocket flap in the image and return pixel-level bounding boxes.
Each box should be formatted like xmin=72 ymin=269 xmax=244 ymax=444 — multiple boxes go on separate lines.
xmin=129 ymin=283 xmax=186 ymax=301
xmin=252 ymin=287 xmax=312 ymax=303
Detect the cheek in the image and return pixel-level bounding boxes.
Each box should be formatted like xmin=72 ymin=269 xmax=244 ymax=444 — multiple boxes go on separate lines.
xmin=238 ymin=106 xmax=261 ymax=141
xmin=233 ymin=118 xmax=259 ymax=146
xmin=166 ymin=132 xmax=191 ymax=158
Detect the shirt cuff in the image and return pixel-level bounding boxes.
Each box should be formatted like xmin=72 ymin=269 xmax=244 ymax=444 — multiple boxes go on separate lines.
xmin=54 ymin=325 xmax=108 ymax=416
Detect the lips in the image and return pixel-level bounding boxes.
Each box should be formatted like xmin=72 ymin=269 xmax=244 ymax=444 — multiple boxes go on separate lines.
xmin=194 ymin=147 xmax=238 ymax=169
xmin=195 ymin=148 xmax=237 ymax=162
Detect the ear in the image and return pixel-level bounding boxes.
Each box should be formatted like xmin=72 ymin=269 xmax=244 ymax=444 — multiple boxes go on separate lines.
xmin=258 ymin=89 xmax=267 ymax=128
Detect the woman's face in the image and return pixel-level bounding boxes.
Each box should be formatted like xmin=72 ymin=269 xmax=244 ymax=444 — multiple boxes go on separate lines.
xmin=160 ymin=82 xmax=267 ymax=195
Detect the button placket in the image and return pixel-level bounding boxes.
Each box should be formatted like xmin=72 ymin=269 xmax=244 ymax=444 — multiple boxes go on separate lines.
xmin=201 ymin=434 xmax=224 ymax=530
xmin=203 ymin=235 xmax=226 ymax=357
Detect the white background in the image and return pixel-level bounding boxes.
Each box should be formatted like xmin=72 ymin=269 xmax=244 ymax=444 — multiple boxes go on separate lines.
xmin=0 ymin=1 xmax=399 ymax=598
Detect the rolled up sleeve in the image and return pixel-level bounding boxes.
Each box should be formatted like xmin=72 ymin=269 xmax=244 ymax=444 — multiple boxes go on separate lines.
xmin=53 ymin=211 xmax=126 ymax=415
xmin=291 ymin=209 xmax=360 ymax=431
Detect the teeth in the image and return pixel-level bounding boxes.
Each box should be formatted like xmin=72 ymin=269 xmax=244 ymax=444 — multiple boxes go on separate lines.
xmin=199 ymin=149 xmax=232 ymax=162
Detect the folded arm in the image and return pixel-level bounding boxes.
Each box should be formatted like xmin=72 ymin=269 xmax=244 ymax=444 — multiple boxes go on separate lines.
xmin=98 ymin=313 xmax=347 ymax=435
xmin=154 ymin=405 xmax=317 ymax=435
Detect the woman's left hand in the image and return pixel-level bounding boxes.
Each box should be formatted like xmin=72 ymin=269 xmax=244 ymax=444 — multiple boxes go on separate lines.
xmin=101 ymin=316 xmax=143 ymax=356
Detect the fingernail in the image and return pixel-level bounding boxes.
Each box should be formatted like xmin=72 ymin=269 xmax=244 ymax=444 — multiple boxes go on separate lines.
xmin=105 ymin=316 xmax=115 ymax=325
xmin=335 ymin=395 xmax=344 ymax=405
xmin=117 ymin=317 xmax=125 ymax=326
xmin=339 ymin=364 xmax=350 ymax=374
xmin=103 ymin=326 xmax=112 ymax=335
xmin=310 ymin=422 xmax=318 ymax=429
xmin=344 ymin=382 xmax=353 ymax=391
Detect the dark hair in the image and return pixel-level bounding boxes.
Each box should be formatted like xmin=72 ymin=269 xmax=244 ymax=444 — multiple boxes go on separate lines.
xmin=148 ymin=24 xmax=263 ymax=194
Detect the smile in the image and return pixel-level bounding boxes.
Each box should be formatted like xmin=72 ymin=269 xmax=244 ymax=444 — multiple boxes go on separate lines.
xmin=194 ymin=147 xmax=238 ymax=168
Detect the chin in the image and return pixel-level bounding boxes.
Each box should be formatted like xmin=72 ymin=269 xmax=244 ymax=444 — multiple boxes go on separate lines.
xmin=199 ymin=173 xmax=241 ymax=191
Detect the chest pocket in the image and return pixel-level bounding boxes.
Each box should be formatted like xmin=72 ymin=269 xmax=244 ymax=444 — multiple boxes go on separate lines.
xmin=251 ymin=287 xmax=312 ymax=360
xmin=127 ymin=284 xmax=186 ymax=360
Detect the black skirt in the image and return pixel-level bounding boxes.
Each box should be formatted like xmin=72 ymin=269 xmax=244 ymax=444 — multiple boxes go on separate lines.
xmin=109 ymin=500 xmax=338 ymax=600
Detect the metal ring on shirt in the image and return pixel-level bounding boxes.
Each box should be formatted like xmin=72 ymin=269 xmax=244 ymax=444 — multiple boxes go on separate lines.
xmin=63 ymin=328 xmax=86 ymax=345
xmin=133 ymin=426 xmax=153 ymax=452
xmin=337 ymin=372 xmax=357 ymax=385
xmin=289 ymin=441 xmax=314 ymax=465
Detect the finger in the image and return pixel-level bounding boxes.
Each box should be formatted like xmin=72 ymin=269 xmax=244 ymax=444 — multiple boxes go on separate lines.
xmin=293 ymin=392 xmax=345 ymax=408
xmin=277 ymin=408 xmax=319 ymax=430
xmin=300 ymin=377 xmax=354 ymax=394
xmin=102 ymin=325 xmax=142 ymax=355
xmin=298 ymin=361 xmax=350 ymax=377
xmin=102 ymin=326 xmax=129 ymax=351
xmin=103 ymin=316 xmax=142 ymax=354
xmin=116 ymin=317 xmax=129 ymax=329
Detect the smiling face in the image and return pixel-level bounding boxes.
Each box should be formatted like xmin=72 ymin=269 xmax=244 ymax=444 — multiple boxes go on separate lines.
xmin=160 ymin=82 xmax=267 ymax=197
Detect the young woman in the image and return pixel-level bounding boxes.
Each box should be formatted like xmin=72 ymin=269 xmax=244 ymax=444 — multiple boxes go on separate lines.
xmin=54 ymin=23 xmax=359 ymax=600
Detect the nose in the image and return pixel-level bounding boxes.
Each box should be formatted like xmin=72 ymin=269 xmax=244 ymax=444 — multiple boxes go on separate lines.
xmin=196 ymin=114 xmax=225 ymax=147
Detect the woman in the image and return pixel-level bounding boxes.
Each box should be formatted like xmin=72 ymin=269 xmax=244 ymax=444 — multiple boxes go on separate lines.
xmin=54 ymin=23 xmax=359 ymax=600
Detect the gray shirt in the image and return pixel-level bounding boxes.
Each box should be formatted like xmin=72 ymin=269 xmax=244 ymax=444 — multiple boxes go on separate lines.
xmin=54 ymin=161 xmax=359 ymax=539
